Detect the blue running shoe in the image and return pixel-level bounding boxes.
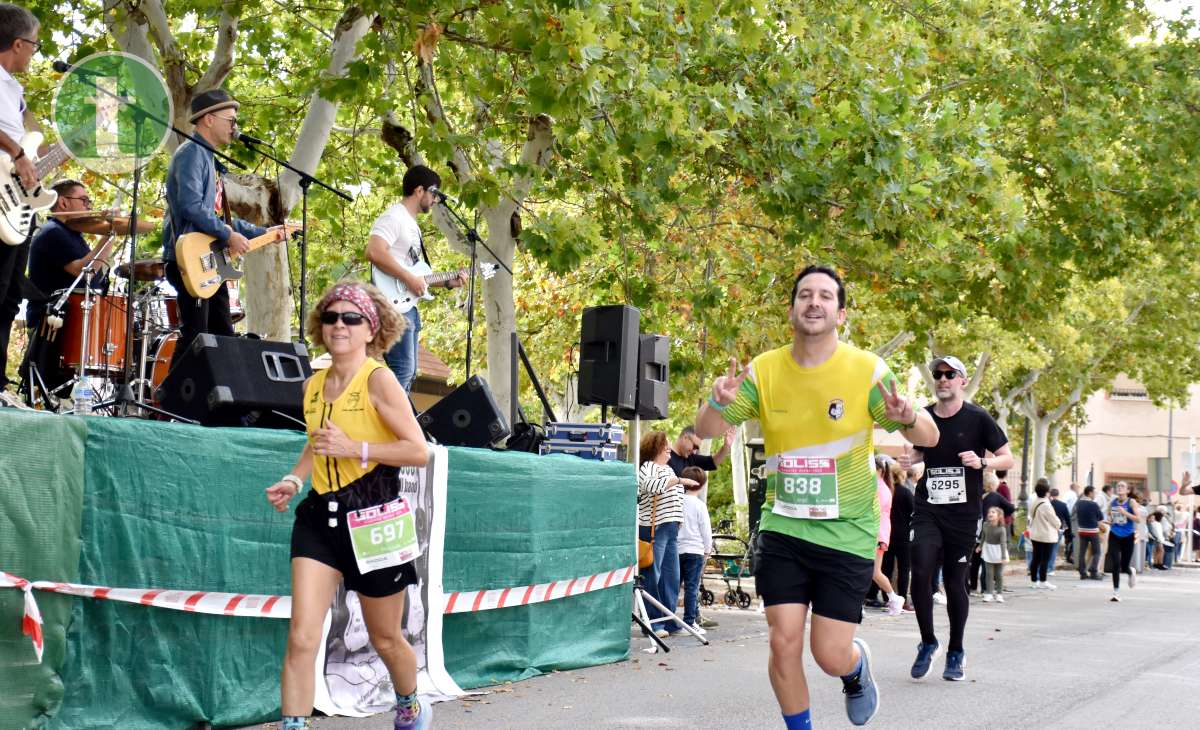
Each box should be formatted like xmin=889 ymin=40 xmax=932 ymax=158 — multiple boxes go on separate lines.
xmin=395 ymin=695 xmax=431 ymax=730
xmin=910 ymin=639 xmax=940 ymax=679
xmin=842 ymin=637 xmax=879 ymax=726
xmin=943 ymin=650 xmax=966 ymax=681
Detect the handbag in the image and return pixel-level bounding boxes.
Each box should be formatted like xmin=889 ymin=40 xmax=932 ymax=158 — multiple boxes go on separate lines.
xmin=637 ymin=495 xmax=658 ymax=569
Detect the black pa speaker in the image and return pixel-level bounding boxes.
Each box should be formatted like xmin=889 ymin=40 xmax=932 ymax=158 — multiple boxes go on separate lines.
xmin=418 ymin=374 xmax=511 ymax=448
xmin=615 ymin=333 xmax=669 ymax=420
xmin=577 ymin=304 xmax=639 ymax=411
xmin=158 ymin=334 xmax=311 ymax=429
xmin=747 ymin=438 xmax=768 ymax=536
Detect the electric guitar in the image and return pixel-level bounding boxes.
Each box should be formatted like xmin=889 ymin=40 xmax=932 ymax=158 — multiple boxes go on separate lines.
xmin=373 ymin=261 xmax=498 ymax=313
xmin=176 ymin=224 xmax=303 ymax=299
xmin=1 ymin=132 xmax=72 ymax=245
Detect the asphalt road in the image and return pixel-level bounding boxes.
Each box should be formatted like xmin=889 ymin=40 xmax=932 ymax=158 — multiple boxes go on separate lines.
xmin=261 ymin=567 xmax=1200 ymax=730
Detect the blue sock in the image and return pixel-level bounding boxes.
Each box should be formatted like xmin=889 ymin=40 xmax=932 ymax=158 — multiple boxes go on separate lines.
xmin=395 ymin=691 xmax=420 ymax=724
xmin=281 ymin=717 xmax=307 ymax=730
xmin=840 ymin=652 xmax=863 ymax=682
xmin=783 ymin=708 xmax=813 ymax=730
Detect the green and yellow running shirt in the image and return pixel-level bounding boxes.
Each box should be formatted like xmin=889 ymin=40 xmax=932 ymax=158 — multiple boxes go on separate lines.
xmin=718 ymin=342 xmax=905 ymax=559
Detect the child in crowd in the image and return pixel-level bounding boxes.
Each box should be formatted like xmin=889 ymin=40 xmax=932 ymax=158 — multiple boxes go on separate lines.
xmin=978 ymin=507 xmax=1009 ymax=603
xmin=678 ymin=466 xmax=713 ymax=634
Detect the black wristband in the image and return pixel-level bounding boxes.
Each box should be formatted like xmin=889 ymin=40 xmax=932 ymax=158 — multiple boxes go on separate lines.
xmin=12 ymin=148 xmax=24 ymax=161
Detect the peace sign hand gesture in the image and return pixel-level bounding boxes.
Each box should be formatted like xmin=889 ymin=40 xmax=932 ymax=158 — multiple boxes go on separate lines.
xmin=876 ymin=379 xmax=915 ymax=427
xmin=712 ymin=358 xmax=749 ymax=406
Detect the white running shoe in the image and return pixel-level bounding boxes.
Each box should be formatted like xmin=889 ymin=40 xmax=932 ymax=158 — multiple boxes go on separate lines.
xmin=688 ymin=623 xmax=707 ymax=635
xmin=1031 ymin=582 xmax=1042 ymax=590
xmin=995 ymin=594 xmax=1005 ymax=603
xmin=887 ymin=593 xmax=904 ymax=616
xmin=932 ymin=592 xmax=947 ymax=605
xmin=1110 ymin=593 xmax=1121 ymax=603
xmin=1044 ymin=582 xmax=1057 ymax=591
xmin=982 ymin=593 xmax=993 ymax=603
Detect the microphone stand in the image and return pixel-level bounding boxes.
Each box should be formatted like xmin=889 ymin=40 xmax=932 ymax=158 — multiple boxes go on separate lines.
xmin=65 ymin=69 xmax=228 ymax=422
xmin=435 ymin=196 xmax=513 ymax=379
xmin=234 ymin=138 xmax=351 ymax=345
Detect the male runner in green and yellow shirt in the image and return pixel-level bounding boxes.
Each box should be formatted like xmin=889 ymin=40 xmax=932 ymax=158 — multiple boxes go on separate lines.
xmin=696 ymin=265 xmax=939 ymax=729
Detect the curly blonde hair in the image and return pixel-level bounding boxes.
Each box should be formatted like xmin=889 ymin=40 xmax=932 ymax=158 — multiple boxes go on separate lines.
xmin=306 ymin=279 xmax=405 ymax=360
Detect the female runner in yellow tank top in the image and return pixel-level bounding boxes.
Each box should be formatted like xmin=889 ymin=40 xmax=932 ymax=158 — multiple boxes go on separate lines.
xmin=264 ymin=281 xmax=431 ymax=730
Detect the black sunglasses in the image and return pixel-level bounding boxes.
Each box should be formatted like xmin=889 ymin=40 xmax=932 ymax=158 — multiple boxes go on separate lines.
xmin=320 ymin=311 xmax=367 ymax=326
xmin=932 ymin=370 xmax=959 ymax=380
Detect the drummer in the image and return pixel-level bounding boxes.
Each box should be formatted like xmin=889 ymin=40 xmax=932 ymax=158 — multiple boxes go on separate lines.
xmin=21 ymin=179 xmax=114 ymax=395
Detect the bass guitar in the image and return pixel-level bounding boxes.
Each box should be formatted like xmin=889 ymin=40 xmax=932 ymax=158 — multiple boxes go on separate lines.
xmin=1 ymin=132 xmax=72 ymax=245
xmin=176 ymin=224 xmax=302 ymax=299
xmin=373 ymin=261 xmax=497 ymax=313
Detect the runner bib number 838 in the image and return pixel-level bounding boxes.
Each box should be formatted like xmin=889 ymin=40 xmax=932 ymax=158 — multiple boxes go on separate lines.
xmin=926 ymin=466 xmax=967 ymax=505
xmin=772 ymin=456 xmax=839 ymax=520
xmin=347 ymin=497 xmax=421 ymax=575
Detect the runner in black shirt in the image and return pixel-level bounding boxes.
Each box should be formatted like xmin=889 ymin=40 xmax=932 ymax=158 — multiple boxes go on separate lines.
xmin=900 ymin=355 xmax=1013 ymax=682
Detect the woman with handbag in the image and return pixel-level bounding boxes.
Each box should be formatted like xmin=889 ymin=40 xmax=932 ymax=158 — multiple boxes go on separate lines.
xmin=638 ymin=430 xmax=699 ymax=637
xmin=1028 ymin=481 xmax=1062 ymax=590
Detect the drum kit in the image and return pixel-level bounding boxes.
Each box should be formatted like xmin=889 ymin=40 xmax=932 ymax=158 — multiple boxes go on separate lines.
xmin=26 ymin=210 xmax=243 ymax=415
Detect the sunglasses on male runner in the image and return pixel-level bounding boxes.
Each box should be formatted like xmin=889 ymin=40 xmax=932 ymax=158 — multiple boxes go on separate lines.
xmin=931 ymin=370 xmax=961 ymax=380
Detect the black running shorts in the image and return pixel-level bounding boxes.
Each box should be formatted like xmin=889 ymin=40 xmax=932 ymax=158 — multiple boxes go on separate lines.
xmin=909 ymin=510 xmax=980 ymax=566
xmin=290 ymin=465 xmax=418 ymax=598
xmin=753 ymin=530 xmax=874 ymax=624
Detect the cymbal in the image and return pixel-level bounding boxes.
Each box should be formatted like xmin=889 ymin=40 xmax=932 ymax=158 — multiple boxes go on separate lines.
xmin=114 ymin=259 xmax=166 ymax=281
xmin=54 ymin=211 xmax=157 ymax=235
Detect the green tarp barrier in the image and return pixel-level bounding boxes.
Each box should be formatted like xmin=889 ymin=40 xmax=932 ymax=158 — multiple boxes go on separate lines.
xmin=0 ymin=411 xmax=86 ymax=730
xmin=0 ymin=410 xmax=634 ymax=728
xmin=441 ymin=449 xmax=635 ymax=689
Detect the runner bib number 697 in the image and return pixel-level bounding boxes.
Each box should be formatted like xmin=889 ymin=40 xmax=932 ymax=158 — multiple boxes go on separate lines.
xmin=346 ymin=497 xmax=421 ymax=575
xmin=926 ymin=466 xmax=967 ymax=505
xmin=772 ymin=456 xmax=839 ymax=520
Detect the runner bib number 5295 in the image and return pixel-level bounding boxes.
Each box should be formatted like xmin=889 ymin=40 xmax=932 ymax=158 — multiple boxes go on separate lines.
xmin=926 ymin=466 xmax=967 ymax=505
xmin=772 ymin=456 xmax=839 ymax=519
xmin=346 ymin=497 xmax=421 ymax=575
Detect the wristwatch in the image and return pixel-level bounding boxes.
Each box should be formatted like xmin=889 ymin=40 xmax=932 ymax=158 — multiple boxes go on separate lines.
xmin=981 ymin=458 xmax=988 ymax=469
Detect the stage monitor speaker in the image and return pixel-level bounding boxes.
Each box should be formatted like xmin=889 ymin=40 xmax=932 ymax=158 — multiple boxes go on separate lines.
xmin=417 ymin=374 xmax=511 ymax=448
xmin=157 ymin=334 xmax=311 ymax=429
xmin=616 ymin=333 xmax=669 ymax=421
xmin=747 ymin=438 xmax=767 ymax=536
xmin=577 ymin=304 xmax=639 ymax=411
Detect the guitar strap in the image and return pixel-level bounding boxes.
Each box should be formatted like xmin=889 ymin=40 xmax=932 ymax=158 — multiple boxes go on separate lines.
xmin=418 ymin=228 xmax=432 ymax=268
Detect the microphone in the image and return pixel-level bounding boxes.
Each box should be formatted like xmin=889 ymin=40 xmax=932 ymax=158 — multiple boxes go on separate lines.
xmin=52 ymin=60 xmax=103 ymax=77
xmin=237 ymin=132 xmax=270 ymax=147
xmin=428 ymin=186 xmax=449 ymax=203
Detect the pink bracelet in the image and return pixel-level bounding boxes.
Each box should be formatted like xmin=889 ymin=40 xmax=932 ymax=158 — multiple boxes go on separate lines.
xmin=361 ymin=441 xmax=369 ymax=468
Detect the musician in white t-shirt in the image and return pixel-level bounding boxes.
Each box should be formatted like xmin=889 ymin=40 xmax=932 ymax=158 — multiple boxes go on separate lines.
xmin=364 ymin=165 xmax=464 ymax=390
xmin=0 ymin=4 xmax=41 ymax=393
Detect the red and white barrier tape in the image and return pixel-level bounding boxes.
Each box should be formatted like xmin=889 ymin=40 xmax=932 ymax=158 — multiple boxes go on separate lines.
xmin=2 ymin=564 xmax=636 ymax=662
xmin=443 ymin=565 xmax=636 ymax=614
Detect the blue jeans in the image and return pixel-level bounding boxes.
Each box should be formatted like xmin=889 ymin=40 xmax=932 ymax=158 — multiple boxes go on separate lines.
xmin=1048 ymin=538 xmax=1061 ymax=574
xmin=638 ymin=522 xmax=682 ymax=631
xmin=383 ymin=307 xmax=421 ymax=391
xmin=679 ymin=552 xmax=705 ymax=626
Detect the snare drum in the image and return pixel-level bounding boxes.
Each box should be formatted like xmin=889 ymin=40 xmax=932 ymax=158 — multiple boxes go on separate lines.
xmin=58 ymin=288 xmax=128 ymax=373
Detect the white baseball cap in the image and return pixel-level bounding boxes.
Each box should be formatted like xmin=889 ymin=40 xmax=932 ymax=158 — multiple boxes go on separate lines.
xmin=929 ymin=355 xmax=967 ymax=378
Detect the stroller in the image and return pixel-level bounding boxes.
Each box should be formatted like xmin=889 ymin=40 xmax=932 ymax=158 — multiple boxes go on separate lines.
xmin=700 ymin=522 xmax=754 ymax=610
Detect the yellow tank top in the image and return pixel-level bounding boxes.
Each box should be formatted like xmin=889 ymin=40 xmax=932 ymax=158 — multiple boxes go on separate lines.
xmin=302 ymin=357 xmax=395 ymax=494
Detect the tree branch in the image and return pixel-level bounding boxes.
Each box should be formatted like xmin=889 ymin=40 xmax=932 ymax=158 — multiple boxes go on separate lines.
xmin=874 ymin=330 xmax=914 ymax=359
xmin=195 ymin=5 xmax=239 ymax=92
xmin=415 ymin=58 xmax=472 ymax=183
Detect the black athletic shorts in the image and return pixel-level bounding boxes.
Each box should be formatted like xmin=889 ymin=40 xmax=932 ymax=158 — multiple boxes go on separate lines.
xmin=910 ymin=510 xmax=980 ymax=566
xmin=291 ymin=464 xmax=419 ymax=598
xmin=753 ymin=530 xmax=874 ymax=624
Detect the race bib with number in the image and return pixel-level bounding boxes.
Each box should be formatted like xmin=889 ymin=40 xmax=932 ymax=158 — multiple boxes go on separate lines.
xmin=346 ymin=497 xmax=420 ymax=575
xmin=926 ymin=466 xmax=967 ymax=505
xmin=1111 ymin=507 xmax=1128 ymax=525
xmin=772 ymin=456 xmax=839 ymax=519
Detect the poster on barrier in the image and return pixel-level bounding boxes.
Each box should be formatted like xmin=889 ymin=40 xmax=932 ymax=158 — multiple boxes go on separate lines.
xmin=313 ymin=444 xmax=463 ymax=716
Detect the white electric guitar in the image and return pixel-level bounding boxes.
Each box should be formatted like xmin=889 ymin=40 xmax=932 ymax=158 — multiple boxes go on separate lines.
xmin=373 ymin=261 xmax=498 ymax=314
xmin=1 ymin=132 xmax=72 ymax=245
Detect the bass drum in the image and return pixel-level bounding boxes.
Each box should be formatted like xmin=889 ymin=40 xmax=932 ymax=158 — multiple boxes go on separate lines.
xmin=58 ymin=288 xmax=127 ymax=373
xmin=148 ymin=331 xmax=177 ymax=403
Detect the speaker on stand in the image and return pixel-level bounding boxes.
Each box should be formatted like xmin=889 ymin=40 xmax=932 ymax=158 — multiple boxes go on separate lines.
xmin=577 ymin=304 xmax=639 ymax=413
xmin=615 ymin=333 xmax=669 ymax=421
xmin=417 ymin=374 xmax=511 ymax=448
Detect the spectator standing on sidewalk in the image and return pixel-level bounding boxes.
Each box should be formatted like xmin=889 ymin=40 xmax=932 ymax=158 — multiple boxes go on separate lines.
xmin=678 ymin=466 xmax=714 ymax=635
xmin=1074 ymin=486 xmax=1105 ymax=580
xmin=1134 ymin=497 xmax=1150 ymax=574
xmin=867 ymin=455 xmax=904 ymax=616
xmin=1028 ymin=481 xmax=1061 ymax=590
xmin=1049 ymin=488 xmax=1071 ymax=577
